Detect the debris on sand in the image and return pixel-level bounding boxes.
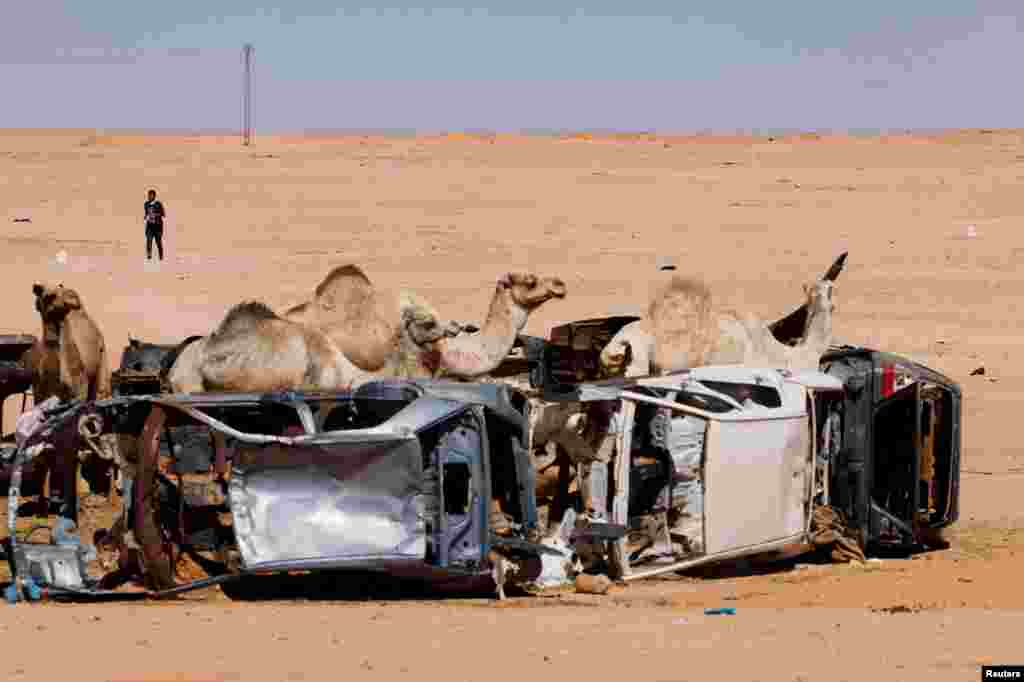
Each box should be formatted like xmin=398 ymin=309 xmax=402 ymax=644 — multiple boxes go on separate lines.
xmin=12 ymin=217 xmax=31 ymax=223
xmin=970 ymin=366 xmax=985 ymax=376
xmin=872 ymin=604 xmax=919 ymax=615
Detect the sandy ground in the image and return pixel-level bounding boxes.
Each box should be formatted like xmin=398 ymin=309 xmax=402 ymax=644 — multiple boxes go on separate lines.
xmin=3 ymin=128 xmax=1024 ymax=680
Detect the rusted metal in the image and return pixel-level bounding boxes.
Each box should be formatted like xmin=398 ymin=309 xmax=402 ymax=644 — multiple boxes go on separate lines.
xmin=212 ymin=431 xmax=228 ymax=476
xmin=134 ymin=405 xmax=176 ymax=590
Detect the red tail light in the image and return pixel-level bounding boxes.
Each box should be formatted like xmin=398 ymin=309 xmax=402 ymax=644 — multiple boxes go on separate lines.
xmin=881 ymin=364 xmax=896 ymax=397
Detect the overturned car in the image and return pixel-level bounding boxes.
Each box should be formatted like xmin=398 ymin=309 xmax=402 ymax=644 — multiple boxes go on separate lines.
xmin=2 ymin=322 xmax=962 ymax=602
xmin=2 ymin=380 xmax=571 ymax=602
xmin=523 ymin=316 xmax=962 ymax=573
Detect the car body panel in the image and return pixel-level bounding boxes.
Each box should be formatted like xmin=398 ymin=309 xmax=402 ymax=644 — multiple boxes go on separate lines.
xmin=229 ymin=435 xmax=427 ymax=573
xmin=563 ymin=367 xmax=835 ymax=579
xmin=3 ymin=379 xmax=556 ymax=600
xmin=703 ymin=416 xmax=811 ymax=554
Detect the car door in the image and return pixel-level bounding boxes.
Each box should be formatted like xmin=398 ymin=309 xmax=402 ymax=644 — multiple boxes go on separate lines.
xmin=429 ymin=407 xmax=487 ymax=570
xmin=869 ymin=381 xmax=922 ymax=543
xmin=608 ymin=387 xmax=813 ymax=572
xmin=702 ymin=410 xmax=812 ymax=554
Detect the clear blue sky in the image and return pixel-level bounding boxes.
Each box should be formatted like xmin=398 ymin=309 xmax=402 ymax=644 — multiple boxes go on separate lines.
xmin=2 ymin=1 xmax=1021 ymax=131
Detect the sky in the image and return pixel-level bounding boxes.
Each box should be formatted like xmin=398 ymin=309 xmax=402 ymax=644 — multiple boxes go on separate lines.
xmin=1 ymin=1 xmax=1021 ymax=131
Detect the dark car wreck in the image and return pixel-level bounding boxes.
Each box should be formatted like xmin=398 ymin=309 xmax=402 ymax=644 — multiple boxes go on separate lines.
xmin=0 ymin=334 xmax=36 ymax=437
xmin=2 ymin=380 xmax=569 ymax=603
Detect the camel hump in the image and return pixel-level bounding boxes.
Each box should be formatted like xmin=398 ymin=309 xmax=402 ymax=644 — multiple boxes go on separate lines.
xmin=216 ymin=301 xmax=279 ymax=335
xmin=647 ymin=276 xmax=712 ymax=326
xmin=314 ymin=264 xmax=374 ymax=300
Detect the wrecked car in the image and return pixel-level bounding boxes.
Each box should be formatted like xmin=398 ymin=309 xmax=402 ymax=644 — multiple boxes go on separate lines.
xmin=819 ymin=345 xmax=961 ymax=551
xmin=1 ymin=334 xmax=36 ymax=482
xmin=521 ymin=315 xmax=962 ymax=572
xmin=3 ymin=379 xmax=569 ymax=602
xmin=0 ymin=334 xmax=35 ymax=437
xmin=527 ymin=365 xmax=848 ymax=580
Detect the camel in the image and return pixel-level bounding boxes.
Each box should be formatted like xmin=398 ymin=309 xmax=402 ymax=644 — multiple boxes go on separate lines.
xmin=529 ymin=262 xmax=839 ymax=539
xmin=23 ymin=282 xmax=113 ymax=506
xmin=652 ymin=268 xmax=836 ymax=373
xmin=283 ymin=264 xmax=567 ymax=381
xmin=166 ymin=302 xmax=369 ymax=394
xmin=600 ymin=252 xmax=846 ymax=377
xmin=434 ymin=272 xmax=566 ymax=379
xmin=280 ymin=264 xmax=455 ymax=373
xmin=26 ymin=283 xmax=112 ymax=403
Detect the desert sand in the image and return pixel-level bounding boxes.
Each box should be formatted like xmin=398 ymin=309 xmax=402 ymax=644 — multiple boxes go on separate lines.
xmin=2 ymin=128 xmax=1024 ymax=681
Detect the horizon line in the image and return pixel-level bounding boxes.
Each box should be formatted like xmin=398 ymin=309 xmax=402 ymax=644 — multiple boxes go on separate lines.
xmin=2 ymin=126 xmax=1021 ymax=138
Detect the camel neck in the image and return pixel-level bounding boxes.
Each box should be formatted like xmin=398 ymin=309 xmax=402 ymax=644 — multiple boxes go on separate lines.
xmin=801 ymin=304 xmax=832 ymax=347
xmin=439 ymin=286 xmax=525 ymax=377
xmin=480 ymin=285 xmax=527 ymax=348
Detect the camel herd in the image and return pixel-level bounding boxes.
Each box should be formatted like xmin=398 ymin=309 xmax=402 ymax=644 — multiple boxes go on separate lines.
xmin=165 ymin=266 xmax=568 ymax=394
xmin=19 ymin=253 xmax=845 ymax=407
xmin=14 ymin=255 xmax=843 ymax=513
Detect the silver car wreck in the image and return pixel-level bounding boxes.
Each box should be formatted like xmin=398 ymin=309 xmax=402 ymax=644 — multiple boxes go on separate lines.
xmin=2 ymin=380 xmax=566 ymax=602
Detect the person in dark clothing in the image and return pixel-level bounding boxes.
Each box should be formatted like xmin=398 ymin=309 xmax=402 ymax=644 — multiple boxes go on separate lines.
xmin=144 ymin=189 xmax=166 ymax=261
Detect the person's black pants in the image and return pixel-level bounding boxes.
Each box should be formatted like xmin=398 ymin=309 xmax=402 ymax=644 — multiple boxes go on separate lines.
xmin=145 ymin=224 xmax=164 ymax=260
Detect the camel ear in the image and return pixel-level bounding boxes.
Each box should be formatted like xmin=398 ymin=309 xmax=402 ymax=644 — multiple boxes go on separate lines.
xmin=61 ymin=288 xmax=82 ymax=310
xmin=32 ymin=283 xmax=44 ymax=297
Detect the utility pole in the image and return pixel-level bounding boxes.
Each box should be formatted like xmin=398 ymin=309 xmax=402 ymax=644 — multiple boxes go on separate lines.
xmin=242 ymin=43 xmax=254 ymax=146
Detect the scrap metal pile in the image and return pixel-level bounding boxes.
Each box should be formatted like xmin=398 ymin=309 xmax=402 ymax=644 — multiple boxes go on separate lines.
xmin=0 ymin=253 xmax=962 ymax=604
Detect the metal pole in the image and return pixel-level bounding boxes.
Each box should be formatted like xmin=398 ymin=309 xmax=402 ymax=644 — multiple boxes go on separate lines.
xmin=242 ymin=44 xmax=253 ymax=146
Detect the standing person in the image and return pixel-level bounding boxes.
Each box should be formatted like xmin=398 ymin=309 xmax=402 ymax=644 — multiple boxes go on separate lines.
xmin=144 ymin=189 xmax=166 ymax=261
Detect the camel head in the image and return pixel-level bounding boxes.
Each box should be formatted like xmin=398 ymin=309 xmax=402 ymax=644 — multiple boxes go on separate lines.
xmin=32 ymin=282 xmax=83 ymax=322
xmin=500 ymin=272 xmax=567 ymax=311
xmin=802 ymin=278 xmax=835 ymax=316
xmin=398 ymin=292 xmax=462 ymax=348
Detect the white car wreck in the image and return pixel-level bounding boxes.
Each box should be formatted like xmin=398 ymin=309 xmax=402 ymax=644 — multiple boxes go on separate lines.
xmin=540 ymin=365 xmax=854 ymax=581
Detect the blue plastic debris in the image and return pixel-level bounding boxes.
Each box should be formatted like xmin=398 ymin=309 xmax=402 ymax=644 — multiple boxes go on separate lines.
xmin=704 ymin=607 xmax=736 ymax=616
xmin=4 ymin=578 xmax=42 ymax=604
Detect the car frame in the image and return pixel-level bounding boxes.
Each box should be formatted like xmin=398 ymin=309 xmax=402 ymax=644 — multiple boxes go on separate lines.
xmin=3 ymin=379 xmax=566 ymax=602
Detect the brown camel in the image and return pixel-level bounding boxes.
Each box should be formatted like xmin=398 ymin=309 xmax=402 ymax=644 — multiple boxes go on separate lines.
xmin=284 ymin=265 xmax=567 ymax=380
xmin=23 ymin=282 xmax=113 ymax=505
xmin=281 ymin=265 xmax=468 ymax=375
xmin=167 ymin=301 xmax=368 ymax=393
xmin=26 ymin=283 xmax=111 ymax=403
xmin=433 ymin=272 xmax=567 ymax=379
